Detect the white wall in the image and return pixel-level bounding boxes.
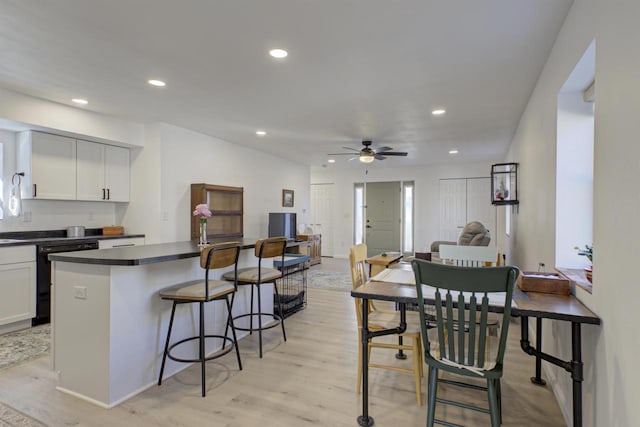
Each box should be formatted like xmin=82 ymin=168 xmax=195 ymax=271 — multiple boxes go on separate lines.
xmin=0 ymin=88 xmax=144 ymax=147
xmin=121 ymin=123 xmax=311 ymax=244
xmin=502 ymin=0 xmax=640 ymax=425
xmin=311 ymin=161 xmax=495 ymax=258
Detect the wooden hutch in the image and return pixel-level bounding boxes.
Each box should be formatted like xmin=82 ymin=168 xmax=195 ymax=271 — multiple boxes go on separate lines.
xmin=190 ymin=183 xmax=244 ymax=240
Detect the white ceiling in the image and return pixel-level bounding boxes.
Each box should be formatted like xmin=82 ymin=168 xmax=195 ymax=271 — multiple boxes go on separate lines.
xmin=0 ymin=0 xmax=573 ymax=168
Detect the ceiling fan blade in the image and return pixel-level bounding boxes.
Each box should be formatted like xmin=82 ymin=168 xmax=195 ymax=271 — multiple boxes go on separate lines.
xmin=373 ymin=146 xmax=393 ymax=153
xmin=347 ymin=156 xmax=359 ymax=161
xmin=341 ymin=146 xmax=362 ymax=152
xmin=377 ymin=151 xmax=408 ymax=156
xmin=374 ymin=154 xmax=387 ymax=160
xmin=328 ymin=153 xmax=358 ymax=156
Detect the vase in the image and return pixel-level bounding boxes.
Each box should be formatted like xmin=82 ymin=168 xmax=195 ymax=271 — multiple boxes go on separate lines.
xmin=199 ymin=219 xmax=207 ymax=246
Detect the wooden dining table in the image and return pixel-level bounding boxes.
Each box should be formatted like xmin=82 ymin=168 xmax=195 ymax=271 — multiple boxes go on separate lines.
xmin=351 ymin=263 xmax=600 ymax=427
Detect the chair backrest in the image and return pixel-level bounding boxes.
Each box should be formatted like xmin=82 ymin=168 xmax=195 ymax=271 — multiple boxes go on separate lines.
xmin=349 ymin=244 xmax=369 ymax=327
xmin=349 ymin=244 xmax=368 ymax=289
xmin=201 ymin=242 xmax=241 ymax=297
xmin=254 ymin=237 xmax=287 ymax=259
xmin=200 ymin=242 xmax=241 ymax=269
xmin=439 ymin=245 xmax=498 ymax=267
xmin=411 ymin=259 xmax=518 ymax=371
xmin=457 ymin=221 xmax=491 ymax=246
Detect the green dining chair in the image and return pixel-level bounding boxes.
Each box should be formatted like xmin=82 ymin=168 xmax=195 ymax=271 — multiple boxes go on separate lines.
xmin=411 ymin=259 xmax=519 ymax=427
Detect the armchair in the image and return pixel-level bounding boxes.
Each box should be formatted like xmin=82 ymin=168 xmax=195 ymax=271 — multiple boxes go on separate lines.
xmin=430 ymin=221 xmax=491 ymax=253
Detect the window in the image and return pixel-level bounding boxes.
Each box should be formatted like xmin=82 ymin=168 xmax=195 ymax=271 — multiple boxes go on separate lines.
xmin=402 ymin=181 xmax=414 ymax=253
xmin=555 ymin=40 xmax=594 ymax=283
xmin=354 ymin=183 xmax=364 ymax=244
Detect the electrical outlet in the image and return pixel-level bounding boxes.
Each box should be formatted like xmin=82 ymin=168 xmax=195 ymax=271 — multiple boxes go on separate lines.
xmin=162 ymin=211 xmax=169 ymax=221
xmin=73 ymin=286 xmax=87 ymax=300
xmin=22 ymin=211 xmax=32 ymax=222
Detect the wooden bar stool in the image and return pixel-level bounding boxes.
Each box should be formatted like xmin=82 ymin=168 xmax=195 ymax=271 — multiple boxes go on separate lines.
xmin=157 ymin=242 xmax=242 ymax=397
xmin=223 ymin=237 xmax=287 ymax=358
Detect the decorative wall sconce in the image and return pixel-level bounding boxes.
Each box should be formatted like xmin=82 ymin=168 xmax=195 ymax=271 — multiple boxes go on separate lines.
xmin=491 ymin=163 xmax=519 ymax=205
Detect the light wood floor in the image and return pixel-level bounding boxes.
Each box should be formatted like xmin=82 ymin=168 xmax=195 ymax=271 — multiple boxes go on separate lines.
xmin=0 ymin=259 xmax=566 ymax=426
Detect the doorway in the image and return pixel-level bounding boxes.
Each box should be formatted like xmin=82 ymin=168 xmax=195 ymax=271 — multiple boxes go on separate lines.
xmin=365 ymin=182 xmax=401 ymax=257
xmin=310 ymin=183 xmax=334 ymax=257
xmin=354 ymin=181 xmax=413 ymax=258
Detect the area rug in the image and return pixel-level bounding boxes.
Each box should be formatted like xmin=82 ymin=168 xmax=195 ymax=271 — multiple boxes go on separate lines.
xmin=0 ymin=402 xmax=47 ymax=427
xmin=306 ymin=270 xmax=351 ymax=292
xmin=0 ymin=325 xmax=50 ymax=371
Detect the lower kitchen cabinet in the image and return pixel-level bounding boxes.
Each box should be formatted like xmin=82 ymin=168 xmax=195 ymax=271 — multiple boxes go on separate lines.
xmin=0 ymin=246 xmax=36 ymax=326
xmin=296 ymin=234 xmax=321 ymax=265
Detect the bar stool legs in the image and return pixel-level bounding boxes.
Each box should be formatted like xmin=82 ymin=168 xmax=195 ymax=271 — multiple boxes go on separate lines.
xmin=232 ymin=281 xmax=287 ymax=358
xmin=158 ymin=294 xmax=242 ymax=397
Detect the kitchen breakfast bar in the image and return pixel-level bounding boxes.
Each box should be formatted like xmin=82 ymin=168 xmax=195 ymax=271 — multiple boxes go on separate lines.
xmin=49 ymin=239 xmax=290 ymax=408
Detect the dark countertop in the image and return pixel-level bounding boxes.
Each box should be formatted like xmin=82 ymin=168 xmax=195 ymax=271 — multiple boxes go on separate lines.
xmin=48 ymin=238 xmax=304 ymax=266
xmin=0 ymin=234 xmax=145 ymax=248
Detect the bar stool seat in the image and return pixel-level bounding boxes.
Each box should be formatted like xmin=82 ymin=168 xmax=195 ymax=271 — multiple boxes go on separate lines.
xmin=159 ymin=280 xmax=235 ymax=301
xmin=232 ymin=267 xmax=282 ymax=283
xmin=222 ymin=237 xmax=287 ymax=358
xmin=158 ymin=242 xmax=242 ymax=397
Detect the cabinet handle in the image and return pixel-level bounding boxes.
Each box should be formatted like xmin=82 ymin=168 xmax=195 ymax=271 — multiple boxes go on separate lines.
xmin=102 ymin=188 xmax=106 ymax=200
xmin=33 ymin=184 xmax=37 ymax=198
xmin=113 ymin=243 xmax=134 ymax=248
xmin=107 ymin=188 xmax=110 ymax=200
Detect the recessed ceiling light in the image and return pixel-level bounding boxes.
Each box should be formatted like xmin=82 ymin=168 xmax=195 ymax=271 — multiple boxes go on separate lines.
xmin=449 ymin=149 xmax=459 ymax=154
xmin=256 ymin=130 xmax=267 ymax=136
xmin=148 ymin=79 xmax=166 ymax=87
xmin=432 ymin=108 xmax=446 ymax=116
xmin=71 ymin=98 xmax=88 ymax=105
xmin=328 ymin=159 xmax=336 ymax=163
xmin=269 ymin=48 xmax=288 ymax=59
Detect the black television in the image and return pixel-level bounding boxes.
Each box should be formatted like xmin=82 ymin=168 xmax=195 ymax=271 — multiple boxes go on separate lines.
xmin=268 ymin=212 xmax=297 ymax=240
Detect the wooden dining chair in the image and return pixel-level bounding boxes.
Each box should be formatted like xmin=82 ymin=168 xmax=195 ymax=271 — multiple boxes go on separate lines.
xmin=411 ymin=259 xmax=518 ymax=427
xmin=350 ymin=244 xmax=424 ymax=405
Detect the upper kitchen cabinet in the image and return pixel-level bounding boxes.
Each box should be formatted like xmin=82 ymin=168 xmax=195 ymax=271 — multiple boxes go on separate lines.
xmin=77 ymin=140 xmax=130 ymax=202
xmin=17 ymin=131 xmax=77 ymax=200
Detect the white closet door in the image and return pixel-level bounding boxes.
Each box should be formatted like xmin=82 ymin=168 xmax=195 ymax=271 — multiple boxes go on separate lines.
xmin=439 ymin=177 xmax=495 ymax=243
xmin=439 ymin=179 xmax=467 ymax=241
xmin=466 ymin=178 xmax=496 ymax=238
xmin=311 ymin=184 xmax=334 ymax=256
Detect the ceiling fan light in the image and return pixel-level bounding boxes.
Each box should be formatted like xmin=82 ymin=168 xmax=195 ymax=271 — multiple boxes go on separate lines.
xmin=359 ymin=154 xmax=375 ymax=163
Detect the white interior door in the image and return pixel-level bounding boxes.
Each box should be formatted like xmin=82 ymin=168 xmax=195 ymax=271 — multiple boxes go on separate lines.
xmin=466 ymin=178 xmax=496 ymax=238
xmin=365 ymin=181 xmax=401 ymax=257
xmin=439 ymin=179 xmax=467 ymax=241
xmin=439 ymin=177 xmax=495 ymax=244
xmin=310 ymin=184 xmax=334 ymax=256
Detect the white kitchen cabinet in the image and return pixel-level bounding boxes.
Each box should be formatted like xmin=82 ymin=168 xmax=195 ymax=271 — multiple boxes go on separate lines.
xmin=0 ymin=246 xmax=36 ymax=326
xmin=98 ymin=237 xmax=145 ymax=249
xmin=17 ymin=131 xmax=77 ymax=200
xmin=77 ymin=140 xmax=130 ymax=202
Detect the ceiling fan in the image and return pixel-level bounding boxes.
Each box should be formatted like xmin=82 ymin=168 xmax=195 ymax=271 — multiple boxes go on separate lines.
xmin=328 ymin=140 xmax=408 ymax=163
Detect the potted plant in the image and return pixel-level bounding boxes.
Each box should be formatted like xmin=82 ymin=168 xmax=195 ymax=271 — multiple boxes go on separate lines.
xmin=574 ymin=244 xmax=593 ymax=283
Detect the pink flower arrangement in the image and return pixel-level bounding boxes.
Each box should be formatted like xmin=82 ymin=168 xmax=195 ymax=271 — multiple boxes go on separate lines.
xmin=193 ymin=204 xmax=212 ymax=219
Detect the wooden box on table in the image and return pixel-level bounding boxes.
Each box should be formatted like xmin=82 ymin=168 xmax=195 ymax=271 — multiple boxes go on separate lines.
xmin=517 ymin=271 xmax=571 ymax=295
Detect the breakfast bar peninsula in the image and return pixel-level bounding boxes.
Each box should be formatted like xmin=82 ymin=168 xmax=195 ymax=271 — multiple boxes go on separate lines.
xmin=50 ymin=239 xmax=288 ymax=407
